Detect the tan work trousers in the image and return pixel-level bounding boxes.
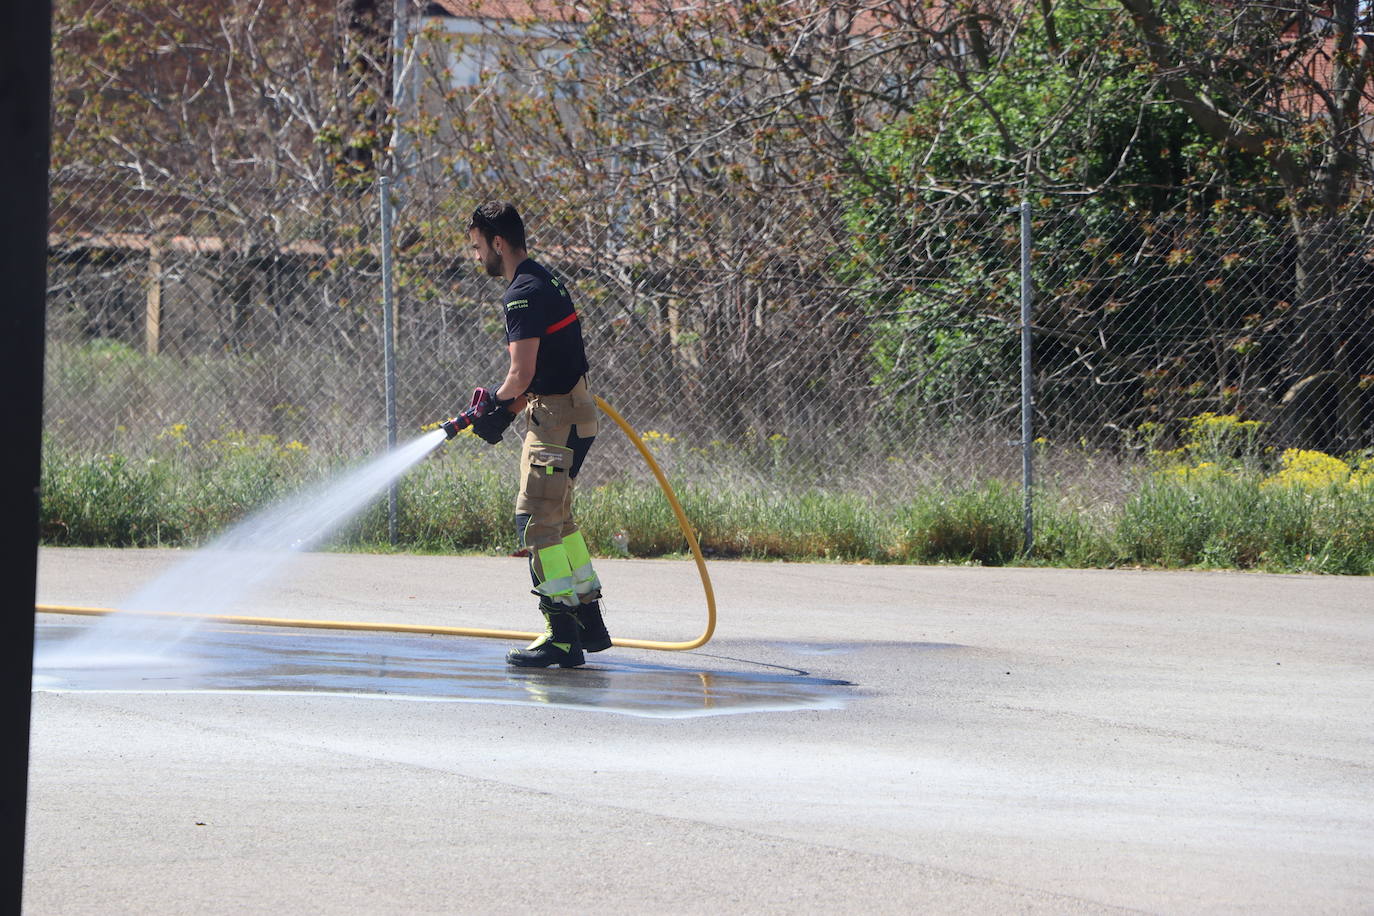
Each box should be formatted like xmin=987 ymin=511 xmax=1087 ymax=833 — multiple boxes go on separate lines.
xmin=515 ymin=377 xmax=598 ymax=553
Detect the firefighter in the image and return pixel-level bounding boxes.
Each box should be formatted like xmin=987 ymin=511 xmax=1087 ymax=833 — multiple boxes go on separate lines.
xmin=463 ymin=200 xmax=609 ymax=668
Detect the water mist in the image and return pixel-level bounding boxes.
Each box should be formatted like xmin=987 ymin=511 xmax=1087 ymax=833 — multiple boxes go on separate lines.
xmin=36 ymin=428 xmax=451 ymax=673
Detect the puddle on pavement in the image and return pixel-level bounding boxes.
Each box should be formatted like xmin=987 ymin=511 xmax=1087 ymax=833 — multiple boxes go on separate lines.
xmin=32 ymin=620 xmax=851 ymax=719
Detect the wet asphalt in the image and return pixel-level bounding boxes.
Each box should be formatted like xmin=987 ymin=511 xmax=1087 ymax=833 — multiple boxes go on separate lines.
xmin=26 ymin=548 xmax=1374 ymax=913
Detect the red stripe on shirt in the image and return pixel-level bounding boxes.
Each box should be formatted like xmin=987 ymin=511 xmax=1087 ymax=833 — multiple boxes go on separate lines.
xmin=545 ymin=312 xmax=578 ymax=334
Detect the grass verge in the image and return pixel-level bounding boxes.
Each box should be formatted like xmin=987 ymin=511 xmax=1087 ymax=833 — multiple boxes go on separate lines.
xmin=38 ymin=424 xmax=1374 ymax=574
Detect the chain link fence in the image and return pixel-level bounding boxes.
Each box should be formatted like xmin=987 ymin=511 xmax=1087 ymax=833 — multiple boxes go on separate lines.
xmin=47 ymin=171 xmax=1374 ymax=491
xmin=44 ymin=1 xmax=1374 ymax=511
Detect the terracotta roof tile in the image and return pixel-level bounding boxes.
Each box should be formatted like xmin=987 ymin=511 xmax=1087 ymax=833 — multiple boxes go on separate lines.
xmin=427 ymin=0 xmax=599 ymax=21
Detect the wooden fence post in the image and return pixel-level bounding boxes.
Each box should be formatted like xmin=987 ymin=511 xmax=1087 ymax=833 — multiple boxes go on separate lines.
xmin=145 ymin=246 xmax=162 ymax=356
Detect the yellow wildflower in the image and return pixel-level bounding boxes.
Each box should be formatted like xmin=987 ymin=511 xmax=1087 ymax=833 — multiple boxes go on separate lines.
xmin=1263 ymin=449 xmax=1351 ymax=490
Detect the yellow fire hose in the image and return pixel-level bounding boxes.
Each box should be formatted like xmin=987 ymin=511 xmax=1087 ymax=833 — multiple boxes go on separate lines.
xmin=36 ymin=396 xmax=716 ymax=652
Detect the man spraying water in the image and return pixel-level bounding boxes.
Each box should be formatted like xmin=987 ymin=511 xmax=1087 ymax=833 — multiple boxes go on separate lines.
xmin=438 ymin=201 xmax=610 ymax=669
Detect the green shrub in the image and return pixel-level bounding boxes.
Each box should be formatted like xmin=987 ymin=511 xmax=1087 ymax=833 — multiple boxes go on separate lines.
xmin=1117 ymin=468 xmax=1374 ymax=573
xmin=895 ymin=481 xmax=1025 ymax=565
xmin=40 ymin=447 xmax=179 ymax=546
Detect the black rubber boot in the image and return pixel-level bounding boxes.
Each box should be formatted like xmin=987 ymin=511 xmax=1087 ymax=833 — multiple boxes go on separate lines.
xmin=575 ymin=600 xmax=612 ymax=652
xmin=507 ymin=605 xmax=585 ymax=668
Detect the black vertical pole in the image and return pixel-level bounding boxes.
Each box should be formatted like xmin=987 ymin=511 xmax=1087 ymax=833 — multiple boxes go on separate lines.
xmin=0 ymin=0 xmax=52 ymax=909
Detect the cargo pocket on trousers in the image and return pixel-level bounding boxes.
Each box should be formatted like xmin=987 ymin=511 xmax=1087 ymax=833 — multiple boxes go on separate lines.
xmin=523 ymin=443 xmax=574 ymax=500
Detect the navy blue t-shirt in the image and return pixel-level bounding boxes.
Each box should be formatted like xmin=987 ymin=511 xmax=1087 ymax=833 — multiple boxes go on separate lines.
xmin=503 ymin=258 xmax=589 ymax=395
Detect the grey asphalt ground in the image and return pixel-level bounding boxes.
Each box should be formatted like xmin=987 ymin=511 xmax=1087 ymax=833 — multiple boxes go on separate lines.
xmin=26 ymin=547 xmax=1374 ymax=914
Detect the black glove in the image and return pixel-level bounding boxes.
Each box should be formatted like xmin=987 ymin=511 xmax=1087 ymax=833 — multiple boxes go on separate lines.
xmin=471 ymin=403 xmax=515 ymax=444
xmin=469 ymin=387 xmax=517 ymax=444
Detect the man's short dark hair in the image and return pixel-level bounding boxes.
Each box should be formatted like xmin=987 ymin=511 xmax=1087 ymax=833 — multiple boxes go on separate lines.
xmin=469 ymin=201 xmax=527 ymax=250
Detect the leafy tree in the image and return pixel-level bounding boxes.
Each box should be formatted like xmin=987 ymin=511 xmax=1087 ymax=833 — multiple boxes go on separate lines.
xmin=1114 ymin=0 xmax=1374 ymax=446
xmin=845 ymin=0 xmax=1374 ymax=448
xmin=847 ymin=2 xmax=1196 ymax=430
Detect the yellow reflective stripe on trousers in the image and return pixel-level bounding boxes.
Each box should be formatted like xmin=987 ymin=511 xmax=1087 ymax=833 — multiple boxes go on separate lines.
xmin=534 ymin=543 xmax=577 ymax=603
xmin=561 ymin=531 xmax=601 ymax=596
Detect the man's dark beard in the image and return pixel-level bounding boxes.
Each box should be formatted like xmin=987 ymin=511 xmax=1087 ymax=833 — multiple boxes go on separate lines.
xmin=483 ymin=250 xmax=503 ymax=277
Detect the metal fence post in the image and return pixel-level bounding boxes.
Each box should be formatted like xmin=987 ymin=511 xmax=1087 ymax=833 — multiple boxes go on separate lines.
xmin=379 ymin=176 xmax=399 ymax=546
xmin=1018 ymin=200 xmax=1034 ymax=557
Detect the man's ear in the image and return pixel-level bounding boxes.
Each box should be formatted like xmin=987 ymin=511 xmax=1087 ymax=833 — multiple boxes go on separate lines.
xmin=493 ymin=237 xmax=506 ymax=257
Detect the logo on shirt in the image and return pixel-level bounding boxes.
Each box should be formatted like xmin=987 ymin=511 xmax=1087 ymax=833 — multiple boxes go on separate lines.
xmin=505 ymin=298 xmax=530 ymax=311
